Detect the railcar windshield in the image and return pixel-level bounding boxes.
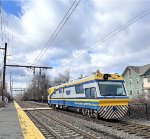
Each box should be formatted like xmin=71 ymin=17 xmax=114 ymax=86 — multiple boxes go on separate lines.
xmin=99 ymin=82 xmax=126 ymax=96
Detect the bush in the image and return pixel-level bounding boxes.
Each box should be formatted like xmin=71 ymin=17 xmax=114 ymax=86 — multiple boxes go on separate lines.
xmin=130 ymin=92 xmax=150 ymax=104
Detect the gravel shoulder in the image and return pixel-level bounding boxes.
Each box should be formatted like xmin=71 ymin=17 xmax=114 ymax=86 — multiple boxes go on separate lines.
xmin=123 ymin=117 xmax=150 ymax=126
xmin=43 ymin=109 xmax=144 ymax=139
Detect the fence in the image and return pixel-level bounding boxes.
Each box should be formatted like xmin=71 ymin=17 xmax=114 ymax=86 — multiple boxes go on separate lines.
xmin=127 ymin=103 xmax=150 ymax=120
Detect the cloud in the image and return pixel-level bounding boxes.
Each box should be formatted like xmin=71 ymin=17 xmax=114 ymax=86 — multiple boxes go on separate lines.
xmin=0 ymin=0 xmax=150 ymax=89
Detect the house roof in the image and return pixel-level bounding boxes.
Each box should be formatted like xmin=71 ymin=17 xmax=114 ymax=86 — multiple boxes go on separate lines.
xmin=129 ymin=66 xmax=139 ymax=74
xmin=139 ymin=64 xmax=150 ymax=75
xmin=123 ymin=64 xmax=150 ymax=76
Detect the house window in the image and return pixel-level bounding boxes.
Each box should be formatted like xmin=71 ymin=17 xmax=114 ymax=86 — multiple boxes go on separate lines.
xmin=75 ymin=84 xmax=84 ymax=94
xmin=137 ymin=78 xmax=139 ymax=83
xmin=130 ymin=90 xmax=132 ymax=95
xmin=130 ymin=79 xmax=132 ymax=85
xmin=137 ymin=90 xmax=140 ymax=94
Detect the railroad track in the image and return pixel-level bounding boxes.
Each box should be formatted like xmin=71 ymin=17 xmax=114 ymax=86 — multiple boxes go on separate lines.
xmin=49 ymin=108 xmax=150 ymax=139
xmin=18 ymin=101 xmax=98 ymax=139
xmin=19 ymin=101 xmax=47 ymax=108
xmin=18 ymin=101 xmax=150 ymax=139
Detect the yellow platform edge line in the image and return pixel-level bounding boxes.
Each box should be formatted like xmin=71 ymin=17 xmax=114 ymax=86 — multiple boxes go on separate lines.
xmin=14 ymin=101 xmax=45 ymax=139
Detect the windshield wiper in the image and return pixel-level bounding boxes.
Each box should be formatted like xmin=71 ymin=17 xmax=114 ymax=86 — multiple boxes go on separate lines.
xmin=115 ymin=94 xmax=126 ymax=96
xmin=102 ymin=94 xmax=114 ymax=96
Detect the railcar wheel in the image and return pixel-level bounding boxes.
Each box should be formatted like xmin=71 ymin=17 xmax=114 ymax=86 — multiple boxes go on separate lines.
xmin=82 ymin=109 xmax=86 ymax=115
xmin=63 ymin=105 xmax=67 ymax=110
xmin=60 ymin=105 xmax=63 ymax=109
xmin=94 ymin=110 xmax=99 ymax=119
xmin=77 ymin=108 xmax=81 ymax=113
xmin=52 ymin=104 xmax=56 ymax=109
xmin=88 ymin=110 xmax=92 ymax=117
xmin=48 ymin=103 xmax=51 ymax=107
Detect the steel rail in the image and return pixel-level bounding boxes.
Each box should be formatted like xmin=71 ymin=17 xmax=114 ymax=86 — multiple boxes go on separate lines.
xmin=37 ymin=110 xmax=98 ymax=139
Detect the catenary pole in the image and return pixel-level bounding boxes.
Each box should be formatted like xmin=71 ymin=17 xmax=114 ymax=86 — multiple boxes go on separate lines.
xmin=2 ymin=43 xmax=7 ymax=101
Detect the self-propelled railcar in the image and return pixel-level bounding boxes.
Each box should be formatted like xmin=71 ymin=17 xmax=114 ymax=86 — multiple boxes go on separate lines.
xmin=48 ymin=73 xmax=129 ymax=119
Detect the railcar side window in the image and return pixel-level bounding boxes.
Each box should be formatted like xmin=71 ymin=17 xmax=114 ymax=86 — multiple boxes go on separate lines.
xmin=85 ymin=88 xmax=91 ymax=98
xmin=91 ymin=88 xmax=96 ymax=98
xmin=66 ymin=90 xmax=71 ymax=95
xmin=59 ymin=88 xmax=63 ymax=93
xmin=85 ymin=87 xmax=96 ymax=98
xmin=75 ymin=84 xmax=84 ymax=94
xmin=56 ymin=90 xmax=59 ymax=94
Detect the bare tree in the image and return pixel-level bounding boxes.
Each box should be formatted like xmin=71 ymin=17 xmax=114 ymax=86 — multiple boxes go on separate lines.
xmin=23 ymin=68 xmax=71 ymax=101
xmin=23 ymin=73 xmax=50 ymax=101
xmin=53 ymin=68 xmax=70 ymax=85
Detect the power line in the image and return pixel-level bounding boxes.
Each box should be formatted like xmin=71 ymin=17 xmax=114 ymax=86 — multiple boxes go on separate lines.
xmin=55 ymin=8 xmax=150 ymax=73
xmin=24 ymin=0 xmax=80 ymax=78
xmin=33 ymin=0 xmax=81 ymax=66
xmin=32 ymin=0 xmax=77 ymax=65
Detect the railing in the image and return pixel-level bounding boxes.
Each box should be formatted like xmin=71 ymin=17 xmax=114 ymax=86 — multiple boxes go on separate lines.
xmin=127 ymin=103 xmax=150 ymax=120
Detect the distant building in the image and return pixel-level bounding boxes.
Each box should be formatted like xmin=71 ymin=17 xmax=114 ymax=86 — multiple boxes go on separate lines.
xmin=122 ymin=64 xmax=150 ymax=98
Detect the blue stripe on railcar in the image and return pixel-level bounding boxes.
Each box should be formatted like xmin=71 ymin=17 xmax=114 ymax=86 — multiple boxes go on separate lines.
xmin=48 ymin=100 xmax=99 ymax=110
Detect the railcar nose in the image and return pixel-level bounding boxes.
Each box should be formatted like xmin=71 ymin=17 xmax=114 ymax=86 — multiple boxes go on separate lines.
xmin=99 ymin=105 xmax=128 ymax=119
xmin=112 ymin=106 xmax=118 ymax=112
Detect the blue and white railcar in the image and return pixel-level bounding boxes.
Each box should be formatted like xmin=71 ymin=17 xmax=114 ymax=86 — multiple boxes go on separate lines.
xmin=48 ymin=73 xmax=129 ymax=119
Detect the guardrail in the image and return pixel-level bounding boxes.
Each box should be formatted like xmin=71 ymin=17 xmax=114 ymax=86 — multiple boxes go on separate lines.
xmin=128 ymin=103 xmax=150 ymax=120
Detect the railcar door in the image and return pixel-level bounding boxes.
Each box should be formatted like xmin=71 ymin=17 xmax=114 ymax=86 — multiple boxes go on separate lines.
xmin=83 ymin=82 xmax=99 ymax=98
xmin=85 ymin=87 xmax=96 ymax=98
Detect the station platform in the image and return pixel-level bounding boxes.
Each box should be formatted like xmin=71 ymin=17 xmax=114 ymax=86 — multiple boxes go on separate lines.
xmin=0 ymin=102 xmax=45 ymax=139
xmin=0 ymin=102 xmax=23 ymax=139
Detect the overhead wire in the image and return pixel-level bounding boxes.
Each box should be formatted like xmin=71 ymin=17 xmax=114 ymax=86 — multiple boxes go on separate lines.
xmin=24 ymin=0 xmax=81 ymax=86
xmin=32 ymin=0 xmax=77 ymax=65
xmin=32 ymin=0 xmax=81 ymax=66
xmin=24 ymin=0 xmax=80 ymax=80
xmin=55 ymin=8 xmax=150 ymax=73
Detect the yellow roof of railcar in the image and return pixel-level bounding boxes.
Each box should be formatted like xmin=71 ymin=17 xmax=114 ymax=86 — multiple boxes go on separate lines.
xmin=48 ymin=73 xmax=124 ymax=95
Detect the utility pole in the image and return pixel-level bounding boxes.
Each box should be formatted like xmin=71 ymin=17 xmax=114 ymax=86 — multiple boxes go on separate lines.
xmin=0 ymin=43 xmax=7 ymax=101
xmin=2 ymin=43 xmax=7 ymax=101
xmin=0 ymin=43 xmax=52 ymax=102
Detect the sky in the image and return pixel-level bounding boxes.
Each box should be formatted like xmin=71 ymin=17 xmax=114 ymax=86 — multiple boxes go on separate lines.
xmin=0 ymin=0 xmax=150 ymax=95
